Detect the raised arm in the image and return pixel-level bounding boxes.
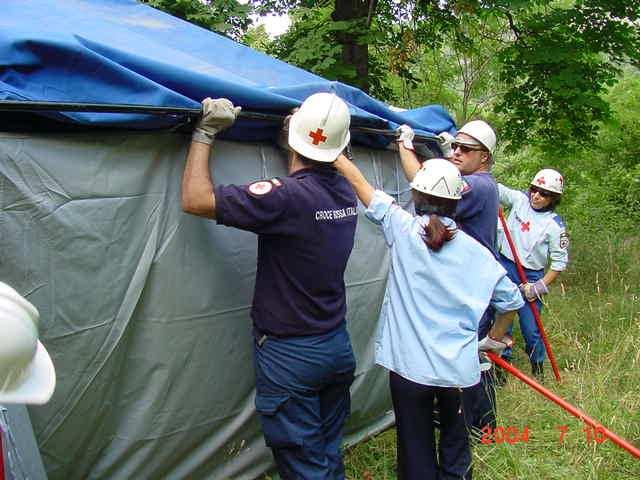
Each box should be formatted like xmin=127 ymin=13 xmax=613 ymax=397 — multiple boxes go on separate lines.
xmin=181 ymin=98 xmax=241 ymax=219
xmin=396 ymin=125 xmax=421 ymax=182
xmin=334 ymin=153 xmax=375 ymax=207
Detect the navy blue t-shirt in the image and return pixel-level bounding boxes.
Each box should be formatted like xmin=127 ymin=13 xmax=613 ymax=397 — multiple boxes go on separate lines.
xmin=215 ymin=166 xmax=357 ymax=337
xmin=456 ymin=171 xmax=499 ymax=257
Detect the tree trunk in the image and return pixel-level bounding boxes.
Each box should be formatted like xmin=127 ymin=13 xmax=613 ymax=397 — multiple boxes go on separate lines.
xmin=332 ymin=0 xmax=375 ymax=92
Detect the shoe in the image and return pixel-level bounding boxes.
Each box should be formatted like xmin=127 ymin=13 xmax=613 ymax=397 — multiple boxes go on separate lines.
xmin=531 ymin=362 xmax=544 ymax=381
xmin=494 ymin=357 xmax=511 ymax=386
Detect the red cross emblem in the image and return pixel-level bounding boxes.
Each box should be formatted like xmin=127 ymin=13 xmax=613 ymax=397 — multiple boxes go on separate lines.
xmin=521 ymin=221 xmax=530 ymax=232
xmin=308 ymin=128 xmax=327 ymax=145
xmin=536 ymin=177 xmax=546 ymax=185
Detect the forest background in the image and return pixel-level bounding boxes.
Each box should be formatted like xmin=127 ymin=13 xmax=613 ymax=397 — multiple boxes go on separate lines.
xmin=144 ymin=1 xmax=639 ymax=478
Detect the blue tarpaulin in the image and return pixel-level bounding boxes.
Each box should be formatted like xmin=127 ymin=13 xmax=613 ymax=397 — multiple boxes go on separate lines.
xmin=0 ymin=0 xmax=456 ymax=144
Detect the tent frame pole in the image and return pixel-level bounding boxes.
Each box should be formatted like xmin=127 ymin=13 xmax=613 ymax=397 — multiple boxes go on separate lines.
xmin=0 ymin=100 xmax=441 ymax=144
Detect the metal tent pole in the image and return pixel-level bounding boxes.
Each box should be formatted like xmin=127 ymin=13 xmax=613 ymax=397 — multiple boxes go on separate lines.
xmin=0 ymin=100 xmax=440 ymax=144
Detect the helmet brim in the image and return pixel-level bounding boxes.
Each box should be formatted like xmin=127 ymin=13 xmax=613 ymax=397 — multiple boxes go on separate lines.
xmin=288 ymin=114 xmax=351 ymax=163
xmin=0 ymin=341 xmax=56 ymax=405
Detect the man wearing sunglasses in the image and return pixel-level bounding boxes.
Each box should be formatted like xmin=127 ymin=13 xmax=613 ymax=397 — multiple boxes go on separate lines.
xmin=396 ymin=120 xmax=502 ymax=435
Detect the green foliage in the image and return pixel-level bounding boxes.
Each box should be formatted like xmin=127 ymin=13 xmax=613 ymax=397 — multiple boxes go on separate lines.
xmin=242 ymin=24 xmax=273 ymax=53
xmin=268 ymin=4 xmax=364 ymax=85
xmin=141 ymin=0 xmax=251 ymax=39
xmin=495 ymin=1 xmax=639 ymax=152
xmin=495 ymin=68 xmax=640 ymax=236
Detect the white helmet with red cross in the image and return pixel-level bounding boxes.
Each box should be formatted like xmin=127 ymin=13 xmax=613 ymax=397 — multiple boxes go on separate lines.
xmin=531 ymin=168 xmax=564 ymax=194
xmin=288 ymin=93 xmax=351 ymax=163
xmin=0 ymin=281 xmax=56 ymax=405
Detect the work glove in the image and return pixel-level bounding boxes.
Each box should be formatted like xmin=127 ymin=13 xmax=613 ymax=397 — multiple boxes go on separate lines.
xmin=437 ymin=131 xmax=455 ymax=158
xmin=519 ymin=279 xmax=549 ymax=302
xmin=276 ymin=107 xmax=299 ymax=152
xmin=396 ymin=124 xmax=415 ymax=151
xmin=478 ymin=335 xmax=513 ymax=355
xmin=192 ymin=97 xmax=241 ymax=145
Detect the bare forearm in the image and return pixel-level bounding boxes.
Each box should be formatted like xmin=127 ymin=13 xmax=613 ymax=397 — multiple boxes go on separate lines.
xmin=489 ymin=311 xmax=516 ymax=339
xmin=334 ymin=154 xmax=375 ymax=207
xmin=398 ymin=144 xmax=421 ymax=182
xmin=542 ymin=270 xmax=561 ymax=287
xmin=182 ymin=141 xmax=217 ymax=218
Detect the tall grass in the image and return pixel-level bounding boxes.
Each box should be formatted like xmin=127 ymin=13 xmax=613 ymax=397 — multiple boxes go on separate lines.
xmin=344 ymin=234 xmax=640 ymax=479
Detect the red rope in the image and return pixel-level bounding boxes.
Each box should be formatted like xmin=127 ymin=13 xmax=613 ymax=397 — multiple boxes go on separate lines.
xmin=488 ymin=352 xmax=640 ymax=459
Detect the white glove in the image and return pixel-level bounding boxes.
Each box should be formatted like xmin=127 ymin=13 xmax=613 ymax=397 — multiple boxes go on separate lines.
xmin=396 ymin=124 xmax=415 ymax=151
xmin=519 ymin=279 xmax=549 ymax=302
xmin=478 ymin=335 xmax=513 ymax=354
xmin=438 ymin=131 xmax=455 ymax=158
xmin=192 ymin=97 xmax=241 ymax=145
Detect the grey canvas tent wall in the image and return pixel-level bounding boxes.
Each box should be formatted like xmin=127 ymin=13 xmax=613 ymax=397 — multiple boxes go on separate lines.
xmin=0 ymin=130 xmax=421 ymax=479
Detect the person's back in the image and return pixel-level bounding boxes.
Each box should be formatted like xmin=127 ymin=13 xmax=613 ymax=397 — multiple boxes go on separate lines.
xmin=371 ymin=202 xmax=511 ymax=387
xmin=216 ymin=165 xmax=357 ymax=336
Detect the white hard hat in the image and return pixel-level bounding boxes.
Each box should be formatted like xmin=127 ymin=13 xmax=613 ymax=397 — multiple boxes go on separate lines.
xmin=531 ymin=168 xmax=564 ymax=194
xmin=0 ymin=282 xmax=56 ymax=405
xmin=288 ymin=93 xmax=351 ymax=163
xmin=457 ymin=120 xmax=497 ymax=154
xmin=410 ymin=158 xmax=463 ymax=200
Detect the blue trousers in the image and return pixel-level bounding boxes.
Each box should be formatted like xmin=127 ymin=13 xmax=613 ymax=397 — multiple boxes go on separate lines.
xmin=390 ymin=371 xmax=472 ymax=480
xmin=253 ymin=323 xmax=356 ymax=480
xmin=499 ymin=255 xmax=546 ymax=363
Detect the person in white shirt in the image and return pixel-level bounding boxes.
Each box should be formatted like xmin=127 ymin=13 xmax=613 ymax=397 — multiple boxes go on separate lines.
xmin=497 ymin=168 xmax=569 ymax=379
xmin=334 ymin=154 xmax=524 ymax=480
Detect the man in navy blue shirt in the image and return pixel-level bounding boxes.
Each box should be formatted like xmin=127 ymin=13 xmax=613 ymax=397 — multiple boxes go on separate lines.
xmin=396 ymin=120 xmax=501 ymax=437
xmin=181 ymin=93 xmax=357 ymax=479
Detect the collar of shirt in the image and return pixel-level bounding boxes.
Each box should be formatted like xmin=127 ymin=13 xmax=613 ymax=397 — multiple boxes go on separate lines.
xmin=290 ymin=165 xmax=338 ymax=180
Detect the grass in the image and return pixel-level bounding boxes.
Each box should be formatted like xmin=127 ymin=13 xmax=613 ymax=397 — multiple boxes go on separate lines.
xmin=344 ymin=234 xmax=640 ymax=479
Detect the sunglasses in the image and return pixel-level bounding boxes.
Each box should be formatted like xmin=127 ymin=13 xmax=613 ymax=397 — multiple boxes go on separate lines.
xmin=529 ymin=186 xmax=553 ymax=198
xmin=451 ymin=142 xmax=485 ymax=153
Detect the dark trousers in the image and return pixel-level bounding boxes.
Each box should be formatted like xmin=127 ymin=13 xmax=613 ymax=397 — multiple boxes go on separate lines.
xmin=254 ymin=323 xmax=356 ymax=480
xmin=390 ymin=371 xmax=472 ymax=480
xmin=460 ymin=306 xmax=498 ymax=433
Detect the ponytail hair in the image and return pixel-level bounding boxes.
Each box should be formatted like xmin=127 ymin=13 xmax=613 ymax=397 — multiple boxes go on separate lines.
xmin=422 ymin=215 xmax=457 ymax=251
xmin=412 ymin=190 xmax=458 ymax=251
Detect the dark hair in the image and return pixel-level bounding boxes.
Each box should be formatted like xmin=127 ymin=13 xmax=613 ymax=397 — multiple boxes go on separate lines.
xmin=422 ymin=215 xmax=457 ymax=251
xmin=412 ymin=191 xmax=458 ymax=251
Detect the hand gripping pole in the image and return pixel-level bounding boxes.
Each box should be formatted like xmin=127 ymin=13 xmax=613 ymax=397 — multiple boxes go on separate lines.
xmin=498 ymin=208 xmax=561 ymax=382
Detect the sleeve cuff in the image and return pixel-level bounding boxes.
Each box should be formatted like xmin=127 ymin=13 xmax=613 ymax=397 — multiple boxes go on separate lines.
xmin=214 ymin=184 xmax=228 ymax=225
xmin=365 ymin=190 xmax=394 ymax=223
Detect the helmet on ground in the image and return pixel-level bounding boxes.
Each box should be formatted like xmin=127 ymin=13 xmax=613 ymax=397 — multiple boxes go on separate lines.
xmin=457 ymin=120 xmax=496 ymax=154
xmin=531 ymin=168 xmax=564 ymax=194
xmin=0 ymin=281 xmax=55 ymax=405
xmin=410 ymin=158 xmax=463 ymax=200
xmin=288 ymin=93 xmax=351 ymax=163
